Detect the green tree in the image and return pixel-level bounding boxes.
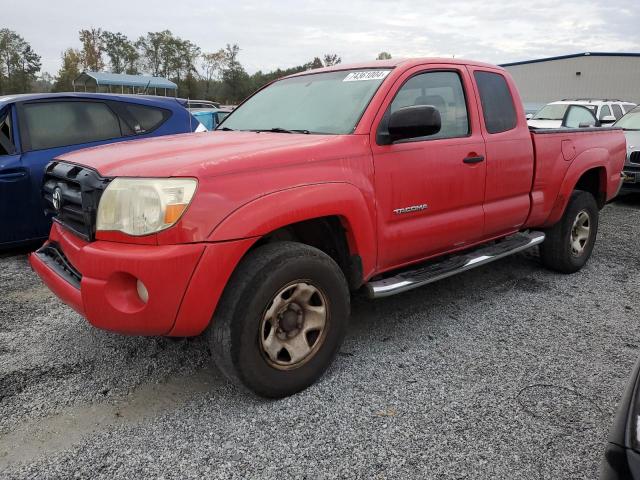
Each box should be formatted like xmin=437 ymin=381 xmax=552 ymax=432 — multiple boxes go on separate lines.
xmin=79 ymin=28 xmax=105 ymax=71
xmin=52 ymin=48 xmax=81 ymax=92
xmin=0 ymin=29 xmax=41 ymax=94
xmin=201 ymin=49 xmax=225 ymax=97
xmin=303 ymin=57 xmax=324 ymax=70
xmin=377 ymin=51 xmax=392 ymax=60
xmin=102 ymin=31 xmax=138 ymax=74
xmin=220 ymin=43 xmax=250 ymax=102
xmin=322 ymin=53 xmax=341 ymax=67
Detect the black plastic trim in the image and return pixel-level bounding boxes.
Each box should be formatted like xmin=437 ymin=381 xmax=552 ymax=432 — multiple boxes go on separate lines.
xmin=42 ymin=161 xmax=111 ymax=241
xmin=35 ymin=242 xmax=82 ymax=288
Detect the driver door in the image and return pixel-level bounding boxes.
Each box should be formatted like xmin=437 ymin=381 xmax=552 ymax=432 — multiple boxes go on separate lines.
xmin=0 ymin=105 xmax=31 ymax=246
xmin=370 ymin=65 xmax=487 ymax=271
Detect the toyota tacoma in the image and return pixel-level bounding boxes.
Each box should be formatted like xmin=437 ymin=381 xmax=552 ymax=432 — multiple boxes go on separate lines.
xmin=30 ymin=58 xmax=626 ymax=397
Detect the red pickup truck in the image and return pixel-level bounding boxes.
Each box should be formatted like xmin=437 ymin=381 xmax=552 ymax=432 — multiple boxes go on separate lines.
xmin=30 ymin=58 xmax=626 ymax=398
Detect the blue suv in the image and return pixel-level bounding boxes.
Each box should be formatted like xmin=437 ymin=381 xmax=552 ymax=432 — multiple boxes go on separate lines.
xmin=0 ymin=93 xmax=202 ymax=248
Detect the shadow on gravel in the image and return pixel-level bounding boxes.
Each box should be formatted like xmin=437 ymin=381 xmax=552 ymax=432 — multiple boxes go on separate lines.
xmin=613 ymin=192 xmax=640 ymax=208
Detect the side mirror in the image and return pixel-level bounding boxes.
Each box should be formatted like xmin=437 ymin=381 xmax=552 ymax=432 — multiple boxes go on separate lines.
xmin=387 ymin=105 xmax=441 ymax=143
xmin=525 ymin=113 xmax=533 ymax=120
xmin=600 ymin=115 xmax=616 ymax=125
xmin=562 ymin=105 xmax=598 ymax=129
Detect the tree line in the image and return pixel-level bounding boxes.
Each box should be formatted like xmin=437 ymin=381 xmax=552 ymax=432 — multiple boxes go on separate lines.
xmin=0 ymin=28 xmax=392 ymax=103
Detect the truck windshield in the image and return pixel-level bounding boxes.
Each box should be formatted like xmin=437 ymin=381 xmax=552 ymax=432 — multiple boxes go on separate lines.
xmin=219 ymin=69 xmax=391 ymax=134
xmin=614 ymin=107 xmax=640 ymax=130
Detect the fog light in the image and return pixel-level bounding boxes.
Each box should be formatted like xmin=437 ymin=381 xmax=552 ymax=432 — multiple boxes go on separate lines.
xmin=136 ymin=280 xmax=149 ymax=303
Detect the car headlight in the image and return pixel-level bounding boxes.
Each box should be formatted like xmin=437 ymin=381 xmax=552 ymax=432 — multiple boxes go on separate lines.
xmin=97 ymin=178 xmax=197 ymax=236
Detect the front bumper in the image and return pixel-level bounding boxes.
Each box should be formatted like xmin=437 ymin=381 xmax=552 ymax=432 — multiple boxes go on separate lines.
xmin=30 ymin=222 xmax=256 ymax=336
xmin=621 ymin=165 xmax=640 ymax=193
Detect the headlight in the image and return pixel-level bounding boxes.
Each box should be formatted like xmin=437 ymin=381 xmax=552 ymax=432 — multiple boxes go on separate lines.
xmin=97 ymin=178 xmax=197 ymax=236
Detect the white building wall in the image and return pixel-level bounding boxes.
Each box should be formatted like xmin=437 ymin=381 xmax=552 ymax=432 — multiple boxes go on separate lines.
xmin=503 ymin=55 xmax=640 ymax=104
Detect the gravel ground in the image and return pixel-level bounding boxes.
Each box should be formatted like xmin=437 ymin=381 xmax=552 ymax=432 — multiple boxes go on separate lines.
xmin=1 ymin=198 xmax=640 ymax=479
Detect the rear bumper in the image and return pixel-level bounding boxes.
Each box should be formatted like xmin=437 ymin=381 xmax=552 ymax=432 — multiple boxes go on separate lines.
xmin=30 ymin=222 xmax=255 ymax=336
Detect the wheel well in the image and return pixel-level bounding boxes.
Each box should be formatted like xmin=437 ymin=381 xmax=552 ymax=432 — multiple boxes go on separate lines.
xmin=574 ymin=167 xmax=606 ymax=208
xmin=252 ymin=216 xmax=363 ymax=291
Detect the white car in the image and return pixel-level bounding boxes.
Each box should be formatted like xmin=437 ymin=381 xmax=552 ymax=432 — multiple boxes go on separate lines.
xmin=527 ymin=99 xmax=637 ymax=128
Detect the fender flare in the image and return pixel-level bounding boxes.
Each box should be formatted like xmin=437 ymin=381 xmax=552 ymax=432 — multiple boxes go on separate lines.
xmin=544 ymin=147 xmax=609 ymax=227
xmin=208 ymin=182 xmax=377 ymax=278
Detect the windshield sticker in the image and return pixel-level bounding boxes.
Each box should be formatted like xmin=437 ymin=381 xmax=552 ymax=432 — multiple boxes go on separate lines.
xmin=343 ymin=70 xmax=390 ymax=82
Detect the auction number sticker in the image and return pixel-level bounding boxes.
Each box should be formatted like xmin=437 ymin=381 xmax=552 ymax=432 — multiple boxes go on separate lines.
xmin=343 ymin=70 xmax=391 ymax=82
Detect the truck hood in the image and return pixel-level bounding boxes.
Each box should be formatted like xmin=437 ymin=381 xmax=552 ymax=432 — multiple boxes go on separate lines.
xmin=56 ymin=131 xmax=351 ymax=178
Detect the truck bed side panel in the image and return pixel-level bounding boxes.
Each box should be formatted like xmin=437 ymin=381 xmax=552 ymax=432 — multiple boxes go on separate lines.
xmin=525 ymin=128 xmax=626 ymax=228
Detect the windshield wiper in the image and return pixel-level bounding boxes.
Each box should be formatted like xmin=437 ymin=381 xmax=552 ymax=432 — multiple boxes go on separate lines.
xmin=217 ymin=126 xmax=235 ymax=131
xmin=252 ymin=127 xmax=311 ymax=134
xmin=532 ymin=118 xmax=557 ymax=121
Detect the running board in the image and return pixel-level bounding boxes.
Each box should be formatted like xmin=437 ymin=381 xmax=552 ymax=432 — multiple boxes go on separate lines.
xmin=366 ymin=231 xmax=545 ymax=298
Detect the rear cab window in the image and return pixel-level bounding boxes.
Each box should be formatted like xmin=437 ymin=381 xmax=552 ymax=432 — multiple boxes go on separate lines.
xmin=473 ymin=71 xmax=517 ymax=134
xmin=21 ymin=101 xmax=122 ymax=151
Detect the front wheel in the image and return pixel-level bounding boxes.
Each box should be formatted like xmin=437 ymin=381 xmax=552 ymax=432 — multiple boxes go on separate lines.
xmin=540 ymin=190 xmax=599 ymax=273
xmin=208 ymin=242 xmax=350 ymax=398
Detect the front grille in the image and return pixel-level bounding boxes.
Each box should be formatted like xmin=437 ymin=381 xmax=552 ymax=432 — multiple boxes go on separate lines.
xmin=630 ymin=151 xmax=640 ymax=164
xmin=35 ymin=242 xmax=82 ymax=288
xmin=43 ymin=161 xmax=111 ymax=241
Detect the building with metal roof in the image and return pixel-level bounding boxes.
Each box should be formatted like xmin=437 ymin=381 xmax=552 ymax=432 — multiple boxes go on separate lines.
xmin=73 ymin=72 xmax=178 ymax=96
xmin=501 ymin=52 xmax=640 ymax=105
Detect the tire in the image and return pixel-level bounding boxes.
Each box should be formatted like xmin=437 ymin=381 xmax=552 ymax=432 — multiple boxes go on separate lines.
xmin=208 ymin=241 xmax=350 ymax=398
xmin=540 ymin=190 xmax=599 ymax=274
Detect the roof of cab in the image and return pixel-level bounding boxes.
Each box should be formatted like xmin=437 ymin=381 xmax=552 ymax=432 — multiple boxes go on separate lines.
xmin=285 ymin=57 xmax=503 ymax=79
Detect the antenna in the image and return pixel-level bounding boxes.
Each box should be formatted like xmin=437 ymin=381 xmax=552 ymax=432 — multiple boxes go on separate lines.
xmin=142 ymin=80 xmax=151 ymax=95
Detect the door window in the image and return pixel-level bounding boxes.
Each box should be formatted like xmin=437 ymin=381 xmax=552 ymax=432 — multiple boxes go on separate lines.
xmin=611 ymin=104 xmax=624 ymax=120
xmin=384 ymin=71 xmax=469 ymax=140
xmin=118 ymin=103 xmax=170 ymax=135
xmin=22 ymin=101 xmax=122 ymax=151
xmin=474 ymin=71 xmax=518 ymax=134
xmin=563 ymin=105 xmax=597 ymax=128
xmin=0 ymin=108 xmax=15 ymax=155
xmin=598 ymin=105 xmax=612 ymax=120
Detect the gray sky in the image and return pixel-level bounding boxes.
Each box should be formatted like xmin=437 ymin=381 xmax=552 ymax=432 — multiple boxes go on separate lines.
xmin=6 ymin=0 xmax=640 ymax=76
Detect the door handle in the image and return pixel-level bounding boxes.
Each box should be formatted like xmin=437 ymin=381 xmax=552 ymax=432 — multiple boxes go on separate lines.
xmin=0 ymin=171 xmax=27 ymax=182
xmin=463 ymin=155 xmax=485 ymax=164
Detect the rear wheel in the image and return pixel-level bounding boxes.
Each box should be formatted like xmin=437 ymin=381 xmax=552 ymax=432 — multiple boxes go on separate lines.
xmin=208 ymin=242 xmax=350 ymax=398
xmin=540 ymin=190 xmax=599 ymax=273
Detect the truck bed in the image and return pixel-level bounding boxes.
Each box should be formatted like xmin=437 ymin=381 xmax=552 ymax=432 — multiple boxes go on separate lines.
xmin=525 ymin=127 xmax=627 ymax=228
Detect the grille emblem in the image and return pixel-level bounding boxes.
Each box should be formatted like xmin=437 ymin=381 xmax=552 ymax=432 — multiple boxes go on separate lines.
xmin=52 ymin=187 xmax=63 ymax=211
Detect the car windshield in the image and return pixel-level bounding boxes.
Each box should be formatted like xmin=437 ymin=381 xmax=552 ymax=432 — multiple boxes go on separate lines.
xmin=532 ymin=104 xmax=569 ymax=120
xmin=614 ymin=107 xmax=640 ymax=130
xmin=219 ymin=69 xmax=391 ymax=134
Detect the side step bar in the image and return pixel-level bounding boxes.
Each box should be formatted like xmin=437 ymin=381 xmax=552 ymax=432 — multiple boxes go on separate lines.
xmin=366 ymin=231 xmax=545 ymax=298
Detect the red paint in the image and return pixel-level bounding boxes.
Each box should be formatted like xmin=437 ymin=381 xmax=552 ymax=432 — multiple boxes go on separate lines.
xmin=30 ymin=58 xmax=626 ymax=337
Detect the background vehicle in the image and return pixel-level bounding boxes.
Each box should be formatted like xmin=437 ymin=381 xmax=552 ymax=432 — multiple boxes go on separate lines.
xmin=601 ymin=359 xmax=640 ymax=479
xmin=187 ymin=99 xmax=221 ymax=109
xmin=191 ymin=107 xmax=233 ymax=130
xmin=528 ymin=99 xmax=637 ymax=128
xmin=614 ymin=107 xmax=640 ymax=194
xmin=0 ymin=93 xmax=201 ymax=248
xmin=30 ymin=58 xmax=626 ymax=398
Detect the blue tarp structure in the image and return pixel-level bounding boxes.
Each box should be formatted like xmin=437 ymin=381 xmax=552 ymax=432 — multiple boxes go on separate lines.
xmin=73 ymin=72 xmax=177 ymax=96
